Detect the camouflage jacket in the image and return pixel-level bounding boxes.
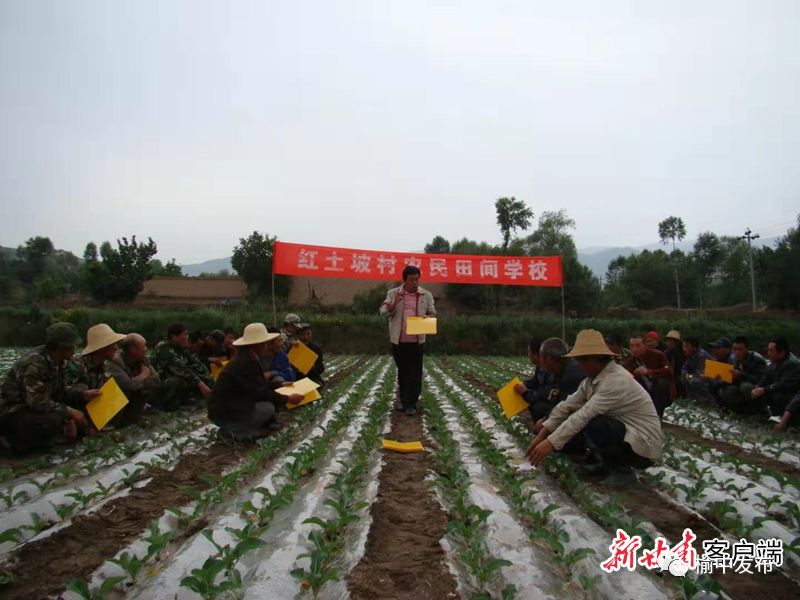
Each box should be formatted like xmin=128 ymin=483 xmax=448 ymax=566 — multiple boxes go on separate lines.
xmin=0 ymin=346 xmax=83 ymax=418
xmin=64 ymin=354 xmax=111 ymax=394
xmin=150 ymin=341 xmax=213 ymax=386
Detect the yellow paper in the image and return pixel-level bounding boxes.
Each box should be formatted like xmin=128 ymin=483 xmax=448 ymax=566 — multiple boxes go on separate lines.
xmin=704 ymin=359 xmax=734 ymax=384
xmin=406 ymin=316 xmax=437 ymax=335
xmin=382 ymin=439 xmax=425 ymax=453
xmin=287 ymin=388 xmax=321 ymax=410
xmin=86 ymin=377 xmax=129 ymax=430
xmin=210 ymin=360 xmax=229 ymax=381
xmin=274 ymin=377 xmax=320 ymax=397
xmin=496 ymin=377 xmax=529 ymax=419
xmin=288 ymin=342 xmax=319 ymax=375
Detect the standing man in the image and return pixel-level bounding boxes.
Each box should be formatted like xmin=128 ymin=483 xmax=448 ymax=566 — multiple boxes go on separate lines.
xmin=380 ymin=265 xmax=436 ymax=416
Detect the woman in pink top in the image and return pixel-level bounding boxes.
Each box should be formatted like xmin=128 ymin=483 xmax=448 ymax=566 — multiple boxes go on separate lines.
xmin=379 ymin=265 xmax=437 ymax=415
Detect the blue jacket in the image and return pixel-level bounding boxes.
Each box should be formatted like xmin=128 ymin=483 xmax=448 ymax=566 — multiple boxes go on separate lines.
xmin=269 ymin=351 xmax=296 ymax=382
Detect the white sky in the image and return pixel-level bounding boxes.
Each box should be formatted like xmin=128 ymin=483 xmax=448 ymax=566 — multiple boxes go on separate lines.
xmin=1 ymin=1 xmax=798 ymax=263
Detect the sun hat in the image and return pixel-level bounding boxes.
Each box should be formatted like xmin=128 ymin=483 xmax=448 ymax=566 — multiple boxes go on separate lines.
xmin=46 ymin=322 xmax=82 ymax=347
xmin=233 ymin=323 xmax=280 ymax=347
xmin=665 ymin=330 xmax=681 ymax=342
xmin=82 ymin=323 xmax=127 ymax=355
xmin=565 ymin=329 xmax=617 ymax=358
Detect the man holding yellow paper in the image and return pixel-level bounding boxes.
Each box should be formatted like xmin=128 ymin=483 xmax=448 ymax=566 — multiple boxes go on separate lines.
xmin=379 ymin=265 xmax=436 ymax=416
xmin=208 ymin=323 xmax=304 ymax=443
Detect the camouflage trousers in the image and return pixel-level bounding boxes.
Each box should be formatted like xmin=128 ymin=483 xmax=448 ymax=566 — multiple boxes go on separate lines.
xmin=0 ymin=407 xmax=66 ymax=453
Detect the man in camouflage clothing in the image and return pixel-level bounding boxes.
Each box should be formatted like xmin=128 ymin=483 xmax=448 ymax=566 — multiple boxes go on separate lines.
xmin=0 ymin=323 xmax=97 ymax=453
xmin=150 ymin=322 xmax=214 ymax=411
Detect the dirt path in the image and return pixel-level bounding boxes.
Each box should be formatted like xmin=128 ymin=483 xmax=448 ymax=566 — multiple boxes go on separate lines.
xmin=347 ymin=410 xmax=458 ymax=600
xmin=662 ymin=422 xmax=800 ymax=476
xmin=0 ymin=404 xmax=310 ymax=600
xmin=592 ymin=479 xmax=800 ymax=599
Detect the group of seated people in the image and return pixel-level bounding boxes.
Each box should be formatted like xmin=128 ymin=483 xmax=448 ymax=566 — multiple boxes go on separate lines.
xmin=0 ymin=313 xmax=325 ymax=453
xmin=522 ymin=328 xmax=800 ymax=483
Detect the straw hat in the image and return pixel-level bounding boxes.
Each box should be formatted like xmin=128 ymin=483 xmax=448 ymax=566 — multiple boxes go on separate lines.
xmin=565 ymin=329 xmax=616 ymax=358
xmin=233 ymin=323 xmax=280 ymax=346
xmin=82 ymin=323 xmax=127 ymax=355
xmin=666 ymin=330 xmax=681 ymax=342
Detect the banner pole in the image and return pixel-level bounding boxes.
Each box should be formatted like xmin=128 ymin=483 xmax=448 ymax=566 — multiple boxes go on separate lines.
xmin=561 ymin=284 xmax=566 ymax=340
xmin=272 ymin=270 xmax=277 ymax=330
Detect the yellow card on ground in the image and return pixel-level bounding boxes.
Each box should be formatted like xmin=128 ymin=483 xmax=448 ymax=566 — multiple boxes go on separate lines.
xmin=288 ymin=342 xmax=319 ymax=375
xmin=87 ymin=377 xmax=129 ymax=431
xmin=287 ymin=388 xmax=321 ymax=410
xmin=406 ymin=316 xmax=437 ymax=335
xmin=496 ymin=377 xmax=529 ymax=419
xmin=210 ymin=360 xmax=229 ymax=381
xmin=704 ymin=359 xmax=734 ymax=384
xmin=274 ymin=377 xmax=320 ymax=397
xmin=382 ymin=439 xmax=425 ymax=453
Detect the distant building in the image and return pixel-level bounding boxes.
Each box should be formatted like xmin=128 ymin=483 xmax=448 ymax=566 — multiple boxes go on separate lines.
xmin=135 ymin=277 xmax=246 ymax=307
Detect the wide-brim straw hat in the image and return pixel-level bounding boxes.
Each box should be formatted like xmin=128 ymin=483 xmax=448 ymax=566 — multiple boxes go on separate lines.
xmin=233 ymin=323 xmax=280 ymax=346
xmin=82 ymin=323 xmax=127 ymax=355
xmin=666 ymin=330 xmax=682 ymax=342
xmin=565 ymin=329 xmax=617 ymax=358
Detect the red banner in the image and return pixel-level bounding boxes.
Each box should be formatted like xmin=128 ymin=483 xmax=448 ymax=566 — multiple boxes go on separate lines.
xmin=273 ymin=241 xmax=563 ymax=287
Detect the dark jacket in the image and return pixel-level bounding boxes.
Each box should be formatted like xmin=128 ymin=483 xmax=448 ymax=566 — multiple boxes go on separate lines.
xmin=538 ymin=358 xmax=584 ymax=409
xmin=208 ymin=351 xmax=276 ymax=422
xmin=624 ymin=349 xmax=670 ymax=388
xmin=682 ymin=349 xmax=711 ymax=379
xmin=758 ymin=353 xmax=800 ymax=412
xmin=305 ymin=341 xmax=325 ymax=386
xmin=107 ymin=351 xmax=161 ymax=398
xmin=264 ymin=350 xmax=296 ymax=382
xmin=733 ymin=351 xmax=768 ymax=386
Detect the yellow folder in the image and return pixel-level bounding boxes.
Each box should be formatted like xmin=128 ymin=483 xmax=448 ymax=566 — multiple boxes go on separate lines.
xmin=86 ymin=377 xmax=129 ymax=430
xmin=274 ymin=377 xmax=320 ymax=397
xmin=288 ymin=342 xmax=319 ymax=375
xmin=382 ymin=439 xmax=425 ymax=453
xmin=496 ymin=377 xmax=530 ymax=419
xmin=287 ymin=388 xmax=322 ymax=410
xmin=210 ymin=360 xmax=229 ymax=381
xmin=406 ymin=316 xmax=437 ymax=335
xmin=704 ymin=359 xmax=734 ymax=384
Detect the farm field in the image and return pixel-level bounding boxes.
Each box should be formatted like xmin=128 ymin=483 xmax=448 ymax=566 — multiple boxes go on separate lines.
xmin=0 ymin=348 xmax=798 ymax=599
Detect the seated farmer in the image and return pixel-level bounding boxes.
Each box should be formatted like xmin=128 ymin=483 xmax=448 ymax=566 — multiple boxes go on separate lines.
xmin=513 ymin=337 xmax=551 ymax=419
xmin=709 ymin=337 xmax=735 ymax=364
xmin=774 ymin=392 xmax=800 ymax=433
xmin=751 ymin=337 xmax=800 ymax=417
xmin=0 ymin=323 xmax=95 ymax=453
xmin=223 ymin=328 xmax=237 ymax=359
xmin=664 ymin=330 xmax=685 ymax=400
xmin=624 ymin=334 xmax=671 ymax=417
xmin=604 ymin=332 xmax=630 ymax=364
xmin=296 ymin=323 xmax=325 ymax=387
xmin=262 ymin=330 xmax=296 ymax=383
xmin=208 ymin=323 xmax=304 ymax=443
xmin=526 ymin=329 xmax=664 ymax=484
xmin=107 ymin=333 xmax=162 ymax=427
xmin=198 ymin=329 xmax=228 ymax=369
xmin=188 ymin=330 xmax=206 ymax=356
xmin=150 ymin=322 xmax=214 ymax=411
xmin=681 ymin=336 xmax=714 ymax=404
xmin=718 ymin=336 xmax=767 ymax=415
xmin=644 ymin=331 xmax=666 ymax=352
xmin=66 ymin=323 xmax=126 ymax=394
xmin=526 ymin=338 xmax=584 ymax=426
xmin=281 ymin=313 xmax=302 ymax=352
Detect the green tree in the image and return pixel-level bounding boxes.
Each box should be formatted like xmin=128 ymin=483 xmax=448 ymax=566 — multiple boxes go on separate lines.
xmin=495 ymin=197 xmax=534 ymax=253
xmin=424 ymin=236 xmax=451 ymax=254
xmin=758 ymin=216 xmax=800 ymax=309
xmin=690 ymin=232 xmax=723 ymax=308
xmin=150 ymin=258 xmax=185 ymax=277
xmin=82 ymin=237 xmax=158 ymax=303
xmin=15 ymin=236 xmax=55 ymax=284
xmin=658 ymin=216 xmax=687 ymax=308
xmin=231 ymin=232 xmax=289 ymax=299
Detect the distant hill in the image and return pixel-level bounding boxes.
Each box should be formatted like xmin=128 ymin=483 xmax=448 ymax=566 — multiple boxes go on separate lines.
xmin=182 ymin=257 xmax=233 ymax=276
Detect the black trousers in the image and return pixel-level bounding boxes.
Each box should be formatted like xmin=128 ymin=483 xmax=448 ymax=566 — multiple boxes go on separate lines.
xmin=392 ymin=343 xmax=424 ymax=409
xmin=0 ymin=407 xmax=65 ymax=453
xmin=564 ymin=414 xmax=653 ymax=470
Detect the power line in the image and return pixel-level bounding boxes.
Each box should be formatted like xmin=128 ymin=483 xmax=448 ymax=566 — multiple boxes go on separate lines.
xmin=742 ymin=228 xmax=760 ymax=311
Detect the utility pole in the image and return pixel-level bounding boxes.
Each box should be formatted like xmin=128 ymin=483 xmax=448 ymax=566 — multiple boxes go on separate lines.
xmin=742 ymin=228 xmax=760 ymax=311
